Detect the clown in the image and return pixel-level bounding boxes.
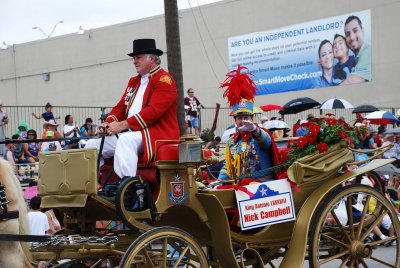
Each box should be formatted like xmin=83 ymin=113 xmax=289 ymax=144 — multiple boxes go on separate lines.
xmin=218 ymin=66 xmax=280 ymax=185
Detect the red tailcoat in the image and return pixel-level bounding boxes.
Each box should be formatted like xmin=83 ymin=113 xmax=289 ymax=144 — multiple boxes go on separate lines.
xmin=106 ymin=66 xmax=180 ymax=164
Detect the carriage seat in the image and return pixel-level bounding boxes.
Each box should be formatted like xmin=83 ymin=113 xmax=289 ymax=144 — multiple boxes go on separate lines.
xmin=99 ymin=141 xmax=180 ymax=199
xmin=38 ymin=148 xmax=98 ymax=208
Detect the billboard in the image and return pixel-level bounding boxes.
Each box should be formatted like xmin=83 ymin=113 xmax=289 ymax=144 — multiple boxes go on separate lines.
xmin=228 ymin=10 xmax=371 ymax=95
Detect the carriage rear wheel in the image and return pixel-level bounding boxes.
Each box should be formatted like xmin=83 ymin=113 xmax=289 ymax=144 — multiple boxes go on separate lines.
xmin=309 ymin=185 xmax=400 ymax=267
xmin=119 ymin=226 xmax=208 ymax=268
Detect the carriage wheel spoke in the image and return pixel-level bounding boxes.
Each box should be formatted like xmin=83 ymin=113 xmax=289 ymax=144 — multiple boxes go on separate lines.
xmin=360 ymin=210 xmax=387 ymax=241
xmin=348 ymin=257 xmax=355 ymax=268
xmin=346 ymin=196 xmax=355 ymax=239
xmin=319 ymin=249 xmax=350 ymax=265
xmin=339 ymin=256 xmax=351 ymax=268
xmin=173 ymin=245 xmax=189 ymax=268
xmin=356 ymin=195 xmax=371 ymax=240
xmin=331 ymin=210 xmax=352 ymax=243
xmin=321 ymin=233 xmax=349 ymax=248
xmin=162 ymin=238 xmax=168 ymax=267
xmin=360 ymin=258 xmax=369 ymax=268
xmin=144 ymin=247 xmax=156 ymax=267
xmin=370 ymin=255 xmax=397 ymax=267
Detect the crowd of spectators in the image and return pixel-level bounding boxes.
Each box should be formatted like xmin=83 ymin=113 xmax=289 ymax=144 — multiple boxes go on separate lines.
xmin=2 ymin=102 xmax=99 ymax=174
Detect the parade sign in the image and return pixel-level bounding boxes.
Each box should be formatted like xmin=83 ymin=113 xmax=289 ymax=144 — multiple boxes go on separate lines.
xmin=228 ymin=10 xmax=371 ymax=95
xmin=236 ymin=180 xmax=295 ymax=230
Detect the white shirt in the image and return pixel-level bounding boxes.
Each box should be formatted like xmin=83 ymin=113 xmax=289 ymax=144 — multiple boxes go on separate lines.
xmin=28 ymin=211 xmax=50 ymax=235
xmin=128 ymin=74 xmax=149 ymax=118
xmin=63 ymin=124 xmax=77 ymax=138
xmin=221 ymin=124 xmax=237 ymax=142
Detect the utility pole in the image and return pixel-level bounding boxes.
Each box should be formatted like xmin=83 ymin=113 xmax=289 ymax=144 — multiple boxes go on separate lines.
xmin=164 ymin=0 xmax=186 ymax=136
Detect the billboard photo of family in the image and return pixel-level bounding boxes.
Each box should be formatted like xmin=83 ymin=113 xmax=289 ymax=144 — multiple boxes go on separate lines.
xmin=228 ymin=10 xmax=371 ymax=95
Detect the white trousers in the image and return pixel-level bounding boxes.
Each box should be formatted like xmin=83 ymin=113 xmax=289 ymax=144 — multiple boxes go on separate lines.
xmin=86 ymin=131 xmax=143 ymax=178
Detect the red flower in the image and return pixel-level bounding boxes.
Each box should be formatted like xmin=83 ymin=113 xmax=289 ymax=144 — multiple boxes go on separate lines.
xmin=309 ymin=123 xmax=321 ymax=134
xmin=295 ymin=137 xmax=308 ymax=147
xmin=339 ymin=131 xmax=346 ymax=139
xmin=317 ymin=142 xmax=329 ymax=153
xmin=325 ymin=118 xmax=337 ymax=126
xmin=305 ymin=133 xmax=317 ymax=144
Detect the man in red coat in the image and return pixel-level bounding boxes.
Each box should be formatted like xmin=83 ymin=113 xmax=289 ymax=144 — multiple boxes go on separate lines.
xmin=86 ymin=39 xmax=179 ymax=178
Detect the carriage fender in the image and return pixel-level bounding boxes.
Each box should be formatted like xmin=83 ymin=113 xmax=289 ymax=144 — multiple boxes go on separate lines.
xmin=280 ymin=158 xmax=394 ymax=268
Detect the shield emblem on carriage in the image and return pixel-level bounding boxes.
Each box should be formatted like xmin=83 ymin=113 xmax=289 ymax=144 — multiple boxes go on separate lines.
xmin=171 ymin=181 xmax=184 ymax=200
xmin=168 ymin=176 xmax=188 ymax=204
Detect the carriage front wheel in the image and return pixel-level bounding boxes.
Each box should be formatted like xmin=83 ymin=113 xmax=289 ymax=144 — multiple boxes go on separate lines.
xmin=309 ymin=184 xmax=400 ymax=267
xmin=119 ymin=226 xmax=209 ymax=268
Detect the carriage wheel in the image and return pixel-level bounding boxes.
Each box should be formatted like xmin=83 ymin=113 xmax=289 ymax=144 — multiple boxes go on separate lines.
xmin=309 ymin=185 xmax=400 ymax=267
xmin=116 ymin=176 xmax=156 ymax=232
xmin=119 ymin=226 xmax=208 ymax=268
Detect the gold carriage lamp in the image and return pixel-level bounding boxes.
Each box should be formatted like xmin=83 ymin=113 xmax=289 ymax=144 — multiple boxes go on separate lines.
xmin=178 ymin=134 xmax=202 ymax=163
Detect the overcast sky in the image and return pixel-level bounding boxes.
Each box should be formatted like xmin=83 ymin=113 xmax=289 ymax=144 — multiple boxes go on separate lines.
xmin=0 ymin=0 xmax=221 ymax=45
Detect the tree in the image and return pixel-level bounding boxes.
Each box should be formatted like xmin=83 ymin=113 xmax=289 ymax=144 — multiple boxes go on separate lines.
xmin=164 ymin=0 xmax=186 ymax=135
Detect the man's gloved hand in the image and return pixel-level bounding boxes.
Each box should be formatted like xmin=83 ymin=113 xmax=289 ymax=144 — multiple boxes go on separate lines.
xmin=238 ymin=120 xmax=257 ymax=132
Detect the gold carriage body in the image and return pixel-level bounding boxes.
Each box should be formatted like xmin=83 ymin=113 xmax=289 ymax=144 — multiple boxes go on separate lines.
xmin=34 ymin=136 xmax=399 ymax=267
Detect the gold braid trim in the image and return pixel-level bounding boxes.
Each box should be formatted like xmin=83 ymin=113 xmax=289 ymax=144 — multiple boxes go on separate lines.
xmin=233 ymin=154 xmax=241 ymax=178
xmin=225 ymin=144 xmax=233 ymax=179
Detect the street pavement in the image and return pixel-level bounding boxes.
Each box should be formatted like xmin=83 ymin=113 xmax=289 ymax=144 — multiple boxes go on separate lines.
xmin=268 ymin=245 xmax=398 ymax=267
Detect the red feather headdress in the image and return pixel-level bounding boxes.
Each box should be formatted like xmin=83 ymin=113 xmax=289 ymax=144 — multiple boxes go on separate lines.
xmin=220 ymin=65 xmax=257 ymax=107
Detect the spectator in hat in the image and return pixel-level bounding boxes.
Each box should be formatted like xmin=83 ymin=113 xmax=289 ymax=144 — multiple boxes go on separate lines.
xmin=41 ymin=119 xmax=63 ymax=139
xmin=16 ymin=120 xmax=29 ymax=139
xmin=40 ymin=131 xmax=62 ymax=152
xmin=63 ymin=138 xmax=80 ymax=150
xmin=32 ymin=102 xmax=60 ymax=122
xmin=382 ymin=133 xmax=400 ymax=167
xmin=85 ymin=38 xmax=179 ymax=180
xmin=260 ymin=116 xmax=269 ymax=127
xmin=296 ymin=120 xmax=309 ymax=137
xmin=307 ymin=113 xmax=315 ymax=121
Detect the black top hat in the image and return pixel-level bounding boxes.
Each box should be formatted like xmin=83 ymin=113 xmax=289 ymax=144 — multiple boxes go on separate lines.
xmin=127 ymin=38 xmax=163 ymax=57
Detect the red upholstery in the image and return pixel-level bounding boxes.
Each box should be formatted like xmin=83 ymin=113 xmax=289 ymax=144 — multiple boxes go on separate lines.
xmin=155 ymin=142 xmax=179 ymax=161
xmin=99 ymin=141 xmax=180 ymax=200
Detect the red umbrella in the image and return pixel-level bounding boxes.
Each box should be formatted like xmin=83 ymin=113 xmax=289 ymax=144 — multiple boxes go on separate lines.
xmin=260 ymin=104 xmax=283 ymax=112
xmin=364 ymin=111 xmax=400 ymax=125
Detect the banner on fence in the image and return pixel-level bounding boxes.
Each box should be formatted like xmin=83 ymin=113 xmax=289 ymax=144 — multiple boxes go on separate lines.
xmin=228 ymin=10 xmax=371 ymax=95
xmin=236 ymin=179 xmax=295 ymax=230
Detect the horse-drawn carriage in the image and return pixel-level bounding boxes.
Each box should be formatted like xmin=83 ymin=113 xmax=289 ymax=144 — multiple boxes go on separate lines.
xmin=1 ymin=135 xmax=400 ymax=267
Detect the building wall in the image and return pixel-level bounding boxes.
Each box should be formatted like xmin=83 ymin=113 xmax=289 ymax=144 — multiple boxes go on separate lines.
xmin=0 ymin=0 xmax=399 ymax=110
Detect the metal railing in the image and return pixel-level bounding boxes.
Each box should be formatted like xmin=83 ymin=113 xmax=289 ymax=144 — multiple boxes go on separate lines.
xmin=199 ymin=106 xmax=400 ymax=137
xmin=1 ymin=105 xmax=399 ymax=139
xmin=2 ymin=106 xmax=112 ymax=138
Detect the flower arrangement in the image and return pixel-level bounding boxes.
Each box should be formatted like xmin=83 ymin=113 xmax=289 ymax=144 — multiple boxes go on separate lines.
xmin=283 ymin=118 xmax=358 ymax=167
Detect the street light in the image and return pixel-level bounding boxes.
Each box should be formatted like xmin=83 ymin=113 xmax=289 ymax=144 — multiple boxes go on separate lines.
xmin=32 ymin=20 xmax=64 ymax=38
